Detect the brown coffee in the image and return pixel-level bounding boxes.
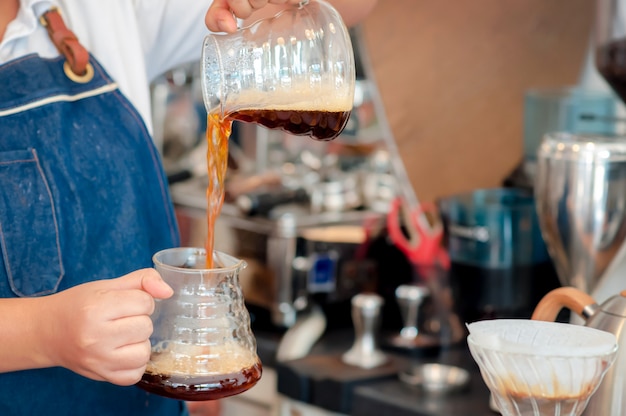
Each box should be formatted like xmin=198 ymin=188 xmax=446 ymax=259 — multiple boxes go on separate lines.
xmin=228 ymin=108 xmax=351 ymax=141
xmin=500 ymin=391 xmax=591 ymax=415
xmin=136 ymin=361 xmax=262 ymax=401
xmin=204 ymin=113 xmax=230 ymax=268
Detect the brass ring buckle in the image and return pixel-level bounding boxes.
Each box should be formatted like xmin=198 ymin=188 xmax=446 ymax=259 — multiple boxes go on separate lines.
xmin=63 ymin=61 xmax=94 ymax=83
xmin=39 ymin=6 xmax=59 ymax=27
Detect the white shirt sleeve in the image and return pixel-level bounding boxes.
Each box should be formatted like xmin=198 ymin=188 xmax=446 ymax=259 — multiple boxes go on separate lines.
xmin=132 ymin=0 xmax=214 ymax=81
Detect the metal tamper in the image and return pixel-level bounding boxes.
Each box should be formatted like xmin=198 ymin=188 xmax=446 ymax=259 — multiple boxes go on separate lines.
xmin=396 ymin=284 xmax=429 ymax=340
xmin=389 ymin=284 xmax=440 ymax=350
xmin=342 ymin=293 xmax=388 ymax=369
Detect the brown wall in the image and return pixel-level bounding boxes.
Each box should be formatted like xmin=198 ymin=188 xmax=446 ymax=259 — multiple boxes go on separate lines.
xmin=359 ymin=0 xmax=594 ymax=202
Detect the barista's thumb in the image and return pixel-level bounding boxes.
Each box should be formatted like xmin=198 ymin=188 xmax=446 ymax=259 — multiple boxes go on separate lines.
xmin=113 ymin=268 xmax=174 ymax=300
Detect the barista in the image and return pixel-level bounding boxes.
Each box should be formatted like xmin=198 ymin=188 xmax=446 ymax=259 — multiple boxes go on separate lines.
xmin=0 ymin=0 xmax=376 ymax=415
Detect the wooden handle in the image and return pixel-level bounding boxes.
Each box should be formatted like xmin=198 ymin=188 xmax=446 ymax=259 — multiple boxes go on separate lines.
xmin=531 ymin=287 xmax=596 ymax=322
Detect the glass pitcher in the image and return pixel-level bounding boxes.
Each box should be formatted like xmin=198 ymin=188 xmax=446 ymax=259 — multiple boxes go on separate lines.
xmin=201 ymin=0 xmax=356 ymax=141
xmin=136 ymin=248 xmax=261 ymax=401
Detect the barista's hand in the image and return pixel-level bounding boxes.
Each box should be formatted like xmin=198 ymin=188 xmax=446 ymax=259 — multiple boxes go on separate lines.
xmin=205 ymin=0 xmax=301 ymax=33
xmin=42 ymin=269 xmax=173 ymax=386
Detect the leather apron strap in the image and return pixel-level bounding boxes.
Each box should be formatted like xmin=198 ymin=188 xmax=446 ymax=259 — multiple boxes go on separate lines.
xmin=40 ymin=8 xmax=93 ymax=82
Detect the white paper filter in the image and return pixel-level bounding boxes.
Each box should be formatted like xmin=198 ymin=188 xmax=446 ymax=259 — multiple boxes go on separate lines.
xmin=467 ymin=319 xmax=618 ymax=416
xmin=467 ymin=319 xmax=617 ymax=357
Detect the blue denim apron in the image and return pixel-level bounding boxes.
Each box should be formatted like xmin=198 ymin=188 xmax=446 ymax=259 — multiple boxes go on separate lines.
xmin=0 ymin=32 xmax=187 ymax=416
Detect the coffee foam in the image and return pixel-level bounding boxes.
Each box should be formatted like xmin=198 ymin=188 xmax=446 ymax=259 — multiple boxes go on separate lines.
xmin=228 ymin=84 xmax=353 ymax=112
xmin=147 ymin=341 xmax=258 ymax=376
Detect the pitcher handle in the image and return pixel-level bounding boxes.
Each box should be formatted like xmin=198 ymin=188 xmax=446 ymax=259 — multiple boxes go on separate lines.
xmin=531 ymin=287 xmax=599 ymax=322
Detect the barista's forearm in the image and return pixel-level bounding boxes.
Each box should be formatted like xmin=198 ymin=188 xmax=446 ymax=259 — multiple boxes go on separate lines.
xmin=0 ymin=297 xmax=54 ymax=372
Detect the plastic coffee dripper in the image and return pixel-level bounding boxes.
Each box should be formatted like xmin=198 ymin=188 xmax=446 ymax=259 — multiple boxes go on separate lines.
xmin=136 ymin=248 xmax=261 ymax=401
xmin=467 ymin=319 xmax=617 ymax=416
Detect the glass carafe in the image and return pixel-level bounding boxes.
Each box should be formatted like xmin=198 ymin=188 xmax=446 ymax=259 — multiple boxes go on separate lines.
xmin=136 ymin=248 xmax=261 ymax=401
xmin=201 ymin=0 xmax=356 ymax=141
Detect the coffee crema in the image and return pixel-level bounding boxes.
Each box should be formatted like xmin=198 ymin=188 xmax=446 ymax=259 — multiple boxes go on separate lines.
xmin=137 ymin=361 xmax=262 ymax=401
xmin=137 ymin=342 xmax=262 ymax=401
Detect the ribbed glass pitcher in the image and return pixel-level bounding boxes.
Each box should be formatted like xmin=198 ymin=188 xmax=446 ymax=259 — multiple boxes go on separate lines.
xmin=136 ymin=248 xmax=261 ymax=401
xmin=201 ymin=0 xmax=356 ymax=141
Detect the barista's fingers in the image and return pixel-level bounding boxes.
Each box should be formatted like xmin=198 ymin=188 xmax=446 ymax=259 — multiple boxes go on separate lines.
xmin=104 ymin=366 xmax=147 ymax=387
xmin=108 ymin=315 xmax=154 ymax=346
xmin=222 ymin=0 xmax=255 ymax=19
xmin=109 ymin=340 xmax=152 ymax=372
xmin=206 ymin=0 xmax=300 ymax=32
xmin=112 ymin=268 xmax=173 ymax=301
xmin=97 ymin=289 xmax=155 ymax=321
xmin=206 ymin=0 xmax=239 ymax=33
xmin=91 ymin=341 xmax=151 ymax=386
xmin=248 ymin=0 xmax=270 ymax=9
xmin=76 ymin=338 xmax=151 ymax=386
xmin=75 ymin=369 xmax=107 ymax=383
xmin=109 ymin=342 xmax=153 ymax=386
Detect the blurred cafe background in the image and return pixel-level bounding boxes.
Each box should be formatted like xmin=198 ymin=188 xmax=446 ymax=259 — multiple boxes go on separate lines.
xmin=150 ymin=1 xmax=626 ymax=414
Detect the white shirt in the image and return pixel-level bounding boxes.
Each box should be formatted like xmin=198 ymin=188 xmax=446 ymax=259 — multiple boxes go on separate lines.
xmin=0 ymin=0 xmax=213 ymax=137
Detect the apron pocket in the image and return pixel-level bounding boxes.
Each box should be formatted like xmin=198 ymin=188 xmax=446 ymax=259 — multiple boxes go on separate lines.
xmin=0 ymin=148 xmax=64 ymax=297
